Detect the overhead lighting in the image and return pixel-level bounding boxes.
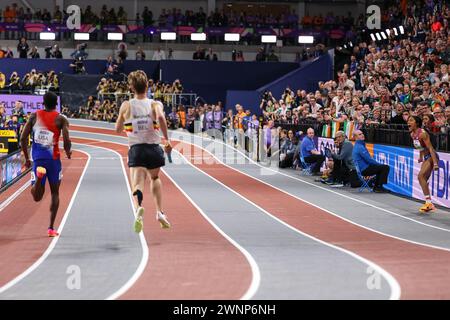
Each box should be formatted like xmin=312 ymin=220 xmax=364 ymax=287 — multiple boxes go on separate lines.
xmin=370 ymin=33 xmax=376 ymax=41
xmin=190 ymin=32 xmax=206 ymax=41
xmin=74 ymin=33 xmax=90 ymax=40
xmin=393 ymin=28 xmax=398 ymax=36
xmin=39 ymin=32 xmax=55 ymax=40
xmin=344 ymin=45 xmax=347 ymax=49
xmin=349 ymin=42 xmax=353 ymax=47
xmin=375 ymin=33 xmax=381 ymax=41
xmin=224 ymin=33 xmax=240 ymax=42
xmin=161 ymin=32 xmax=176 ymax=40
xmin=381 ymin=32 xmax=387 ymax=39
xmin=261 ymin=35 xmax=277 ymax=43
xmin=385 ymin=29 xmax=391 ymax=36
xmin=399 ymin=25 xmax=405 ymax=34
xmin=298 ymin=35 xmax=314 ymax=44
xmin=107 ymin=32 xmax=123 ymax=40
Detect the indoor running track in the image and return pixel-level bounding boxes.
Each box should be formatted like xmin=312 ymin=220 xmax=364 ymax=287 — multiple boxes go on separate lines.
xmin=1 ymin=119 xmax=450 ymax=300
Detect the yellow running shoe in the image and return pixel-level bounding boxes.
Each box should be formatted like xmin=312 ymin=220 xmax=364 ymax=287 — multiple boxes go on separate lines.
xmin=157 ymin=211 xmax=171 ymax=229
xmin=419 ymin=202 xmax=435 ymax=213
xmin=134 ymin=207 xmax=145 ymax=233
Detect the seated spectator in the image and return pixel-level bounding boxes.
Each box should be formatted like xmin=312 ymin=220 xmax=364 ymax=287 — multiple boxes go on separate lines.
xmin=167 ymin=106 xmax=180 ymax=129
xmin=325 ymin=131 xmax=359 ymax=187
xmin=29 ymin=46 xmax=40 ymax=59
xmin=267 ymin=49 xmax=279 ymax=62
xmin=279 ymin=129 xmax=297 ymax=168
xmin=300 ymin=127 xmax=325 ymax=175
xmin=135 ymin=47 xmax=146 ymax=60
xmin=152 ymin=47 xmax=166 ymax=60
xmin=352 ymin=130 xmax=390 ymax=193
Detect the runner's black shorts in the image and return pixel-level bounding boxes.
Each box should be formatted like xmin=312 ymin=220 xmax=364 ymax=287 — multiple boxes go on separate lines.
xmin=128 ymin=143 xmax=165 ymax=169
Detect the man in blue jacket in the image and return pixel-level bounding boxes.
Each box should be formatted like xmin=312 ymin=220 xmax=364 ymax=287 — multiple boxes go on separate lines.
xmin=301 ymin=128 xmax=325 ymax=175
xmin=352 ymin=130 xmax=390 ymax=193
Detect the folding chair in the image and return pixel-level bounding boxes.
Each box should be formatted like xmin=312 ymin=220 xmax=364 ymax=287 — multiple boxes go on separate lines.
xmin=300 ymin=155 xmax=313 ymax=176
xmin=355 ymin=164 xmax=376 ymax=192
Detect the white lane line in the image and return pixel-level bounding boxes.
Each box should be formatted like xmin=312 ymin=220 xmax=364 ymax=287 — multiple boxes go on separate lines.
xmin=71 ymin=136 xmax=261 ymax=300
xmin=71 ymin=126 xmax=450 ymax=233
xmin=162 ymin=168 xmax=261 ymax=300
xmin=76 ymin=143 xmax=149 ymax=301
xmin=178 ymin=138 xmax=450 ymax=253
xmin=171 ymin=148 xmax=401 ymax=300
xmin=171 ymin=130 xmax=450 ymax=232
xmin=0 ymin=149 xmax=91 ymax=294
xmin=69 ymin=131 xmax=450 ymax=252
xmin=72 ymin=133 xmax=399 ymax=300
xmin=0 ymin=180 xmax=31 ymax=213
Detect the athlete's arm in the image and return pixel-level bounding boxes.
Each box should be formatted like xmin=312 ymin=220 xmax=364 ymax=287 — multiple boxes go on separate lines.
xmin=20 ymin=113 xmax=35 ymax=168
xmin=418 ymin=150 xmax=424 ymax=163
xmin=421 ymin=131 xmax=439 ymax=170
xmin=115 ymin=101 xmax=127 ymax=133
xmin=153 ymin=101 xmax=172 ymax=153
xmin=59 ymin=116 xmax=72 ymax=159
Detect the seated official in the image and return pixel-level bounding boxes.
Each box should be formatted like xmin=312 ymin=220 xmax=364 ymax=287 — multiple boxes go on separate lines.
xmin=323 ymin=131 xmax=355 ymax=187
xmin=300 ymin=128 xmax=325 ymax=175
xmin=352 ymin=130 xmax=390 ymax=193
xmin=280 ymin=130 xmax=297 ymax=168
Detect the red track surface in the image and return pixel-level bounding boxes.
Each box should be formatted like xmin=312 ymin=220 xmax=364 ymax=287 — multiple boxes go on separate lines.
xmin=0 ymin=151 xmax=87 ymax=287
xmin=173 ymin=141 xmax=450 ymax=299
xmin=71 ymin=138 xmax=252 ymax=300
xmin=1 ymin=173 xmax=31 ymax=203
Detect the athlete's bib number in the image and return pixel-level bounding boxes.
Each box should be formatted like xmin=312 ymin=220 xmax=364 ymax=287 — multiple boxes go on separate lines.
xmin=34 ymin=128 xmax=54 ymax=148
xmin=132 ymin=118 xmax=151 ymax=134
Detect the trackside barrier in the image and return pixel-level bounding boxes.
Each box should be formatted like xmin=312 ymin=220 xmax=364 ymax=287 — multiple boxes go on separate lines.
xmin=312 ymin=137 xmax=450 ymax=209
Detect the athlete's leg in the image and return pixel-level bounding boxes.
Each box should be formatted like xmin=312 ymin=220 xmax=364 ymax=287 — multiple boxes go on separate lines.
xmin=418 ymin=159 xmax=433 ymax=198
xmin=48 ymin=182 xmax=60 ymax=230
xmin=148 ymin=167 xmax=170 ymax=228
xmin=31 ymin=163 xmax=46 ymax=202
xmin=148 ymin=168 xmax=162 ymax=212
xmin=418 ymin=159 xmax=435 ymax=212
xmin=130 ymin=167 xmax=147 ymax=233
xmin=130 ymin=167 xmax=147 ymax=208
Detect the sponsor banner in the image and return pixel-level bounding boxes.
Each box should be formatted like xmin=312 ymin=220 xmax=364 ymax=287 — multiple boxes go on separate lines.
xmin=413 ymin=150 xmax=450 ymax=207
xmin=373 ymin=144 xmax=414 ymax=197
xmin=0 ymin=151 xmax=27 ymax=189
xmin=0 ymin=94 xmax=60 ymax=115
xmin=0 ymin=158 xmax=5 ymax=187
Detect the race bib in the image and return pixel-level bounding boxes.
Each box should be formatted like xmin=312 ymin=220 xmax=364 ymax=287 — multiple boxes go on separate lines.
xmin=132 ymin=117 xmax=151 ymax=134
xmin=34 ymin=128 xmax=54 ymax=148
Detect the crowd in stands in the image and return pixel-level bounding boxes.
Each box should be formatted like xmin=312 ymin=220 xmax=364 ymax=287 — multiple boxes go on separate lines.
xmin=261 ymin=2 xmax=449 ymax=130
xmin=0 ymin=3 xmax=316 ymax=28
xmin=272 ymin=0 xmax=450 ymax=189
xmin=0 ymin=69 xmax=59 ymax=93
xmin=0 ymin=100 xmax=29 ymax=136
xmin=63 ymin=77 xmax=184 ymax=122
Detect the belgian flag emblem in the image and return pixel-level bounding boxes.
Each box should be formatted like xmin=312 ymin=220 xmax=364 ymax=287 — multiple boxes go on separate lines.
xmin=153 ymin=121 xmax=160 ymax=131
xmin=124 ymin=122 xmax=133 ymax=132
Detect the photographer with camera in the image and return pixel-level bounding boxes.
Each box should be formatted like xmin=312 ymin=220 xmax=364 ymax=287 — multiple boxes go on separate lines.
xmin=29 ymin=46 xmax=40 ymax=59
xmin=70 ymin=57 xmax=86 ymax=74
xmin=70 ymin=43 xmax=88 ymax=60
xmin=53 ymin=45 xmax=63 ymax=59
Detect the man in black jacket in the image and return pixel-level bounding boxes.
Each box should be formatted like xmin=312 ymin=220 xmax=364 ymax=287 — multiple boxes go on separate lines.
xmin=17 ymin=37 xmax=29 ymax=59
xmin=326 ymin=131 xmax=356 ymax=187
